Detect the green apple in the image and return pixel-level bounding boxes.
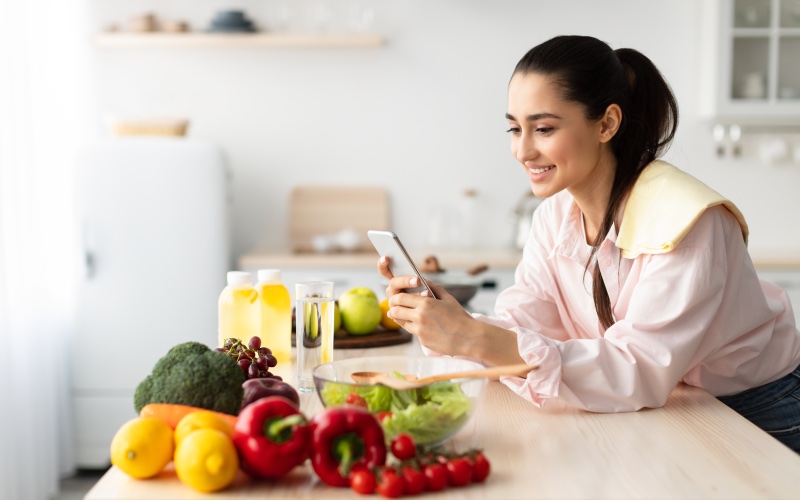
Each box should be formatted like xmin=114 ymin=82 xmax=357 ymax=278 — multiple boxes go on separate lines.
xmin=338 ymin=287 xmax=381 ymax=335
xmin=333 ymin=301 xmax=342 ymax=332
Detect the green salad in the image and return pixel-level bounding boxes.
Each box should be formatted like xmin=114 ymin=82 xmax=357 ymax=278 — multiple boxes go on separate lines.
xmin=319 ymin=374 xmax=473 ymax=447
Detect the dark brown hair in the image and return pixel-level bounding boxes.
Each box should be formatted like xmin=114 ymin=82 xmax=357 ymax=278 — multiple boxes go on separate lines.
xmin=513 ymin=35 xmax=678 ymax=329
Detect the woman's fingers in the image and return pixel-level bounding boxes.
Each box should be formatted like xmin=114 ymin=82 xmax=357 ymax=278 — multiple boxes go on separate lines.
xmin=377 ymin=256 xmax=394 ymax=279
xmin=385 ymin=275 xmax=426 ymax=298
xmin=423 ymin=281 xmax=448 ymax=299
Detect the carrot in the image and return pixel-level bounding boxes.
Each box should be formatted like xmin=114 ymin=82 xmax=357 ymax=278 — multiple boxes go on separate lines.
xmin=139 ymin=403 xmax=238 ymax=430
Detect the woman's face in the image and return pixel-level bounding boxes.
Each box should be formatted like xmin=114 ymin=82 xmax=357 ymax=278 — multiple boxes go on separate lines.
xmin=506 ymin=72 xmax=615 ymax=203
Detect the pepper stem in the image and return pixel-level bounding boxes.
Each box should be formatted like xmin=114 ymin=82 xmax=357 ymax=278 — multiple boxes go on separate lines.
xmin=333 ymin=433 xmax=365 ymax=479
xmin=265 ymin=414 xmax=306 ymax=444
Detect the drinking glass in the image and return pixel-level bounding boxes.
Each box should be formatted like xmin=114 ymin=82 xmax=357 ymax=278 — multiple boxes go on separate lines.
xmin=295 ymin=281 xmax=335 ymax=392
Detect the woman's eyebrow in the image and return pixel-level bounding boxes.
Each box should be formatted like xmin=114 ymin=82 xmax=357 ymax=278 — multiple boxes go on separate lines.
xmin=505 ymin=112 xmax=561 ymax=121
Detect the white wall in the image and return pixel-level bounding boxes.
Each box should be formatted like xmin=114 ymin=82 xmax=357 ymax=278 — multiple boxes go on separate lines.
xmin=90 ymin=0 xmax=800 ymax=261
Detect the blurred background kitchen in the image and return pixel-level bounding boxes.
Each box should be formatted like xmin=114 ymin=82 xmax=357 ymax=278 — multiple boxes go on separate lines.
xmin=2 ymin=1 xmax=800 ymax=499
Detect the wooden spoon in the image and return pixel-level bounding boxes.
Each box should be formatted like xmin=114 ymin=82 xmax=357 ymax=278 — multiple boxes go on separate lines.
xmin=349 ymin=363 xmax=538 ymax=390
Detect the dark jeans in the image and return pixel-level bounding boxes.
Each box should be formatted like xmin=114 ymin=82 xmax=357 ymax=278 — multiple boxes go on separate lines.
xmin=717 ymin=364 xmax=800 ymax=453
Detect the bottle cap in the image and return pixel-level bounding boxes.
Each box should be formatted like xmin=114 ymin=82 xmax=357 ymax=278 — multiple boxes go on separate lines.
xmin=226 ymin=271 xmax=252 ymax=285
xmin=257 ymin=269 xmax=281 ymax=282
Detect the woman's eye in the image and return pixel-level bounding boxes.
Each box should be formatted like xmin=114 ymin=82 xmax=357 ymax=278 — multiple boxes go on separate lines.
xmin=535 ymin=127 xmax=554 ymax=134
xmin=505 ymin=127 xmax=520 ymax=134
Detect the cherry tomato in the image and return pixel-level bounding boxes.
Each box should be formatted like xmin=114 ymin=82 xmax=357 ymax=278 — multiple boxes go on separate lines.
xmin=423 ymin=463 xmax=448 ymax=492
xmin=350 ymin=469 xmax=376 ymax=495
xmin=346 ymin=392 xmax=368 ymax=408
xmin=376 ymin=468 xmax=406 ymax=498
xmin=445 ymin=457 xmax=472 ymax=487
xmin=376 ymin=411 xmax=393 ymax=423
xmin=471 ymin=451 xmax=491 ymax=483
xmin=401 ymin=466 xmax=426 ymax=495
xmin=390 ymin=433 xmax=417 ymax=460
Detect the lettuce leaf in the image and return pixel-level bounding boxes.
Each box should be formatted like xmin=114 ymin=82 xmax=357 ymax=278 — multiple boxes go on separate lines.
xmin=319 ymin=382 xmax=393 ymax=412
xmin=319 ymin=376 xmax=473 ymax=447
xmin=382 ymin=399 xmax=471 ymax=446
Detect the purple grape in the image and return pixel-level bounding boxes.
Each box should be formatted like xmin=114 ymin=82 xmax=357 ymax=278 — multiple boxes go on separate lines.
xmin=248 ymin=364 xmax=260 ymax=379
xmin=259 ymin=347 xmax=272 ymax=356
xmin=237 ymin=358 xmax=251 ymax=370
xmin=248 ymin=336 xmax=261 ymax=350
xmin=273 ymin=375 xmax=283 ymax=381
xmin=214 ymin=347 xmax=225 ymax=353
xmin=256 ymin=356 xmax=268 ymax=370
xmin=266 ymin=355 xmax=277 ymax=368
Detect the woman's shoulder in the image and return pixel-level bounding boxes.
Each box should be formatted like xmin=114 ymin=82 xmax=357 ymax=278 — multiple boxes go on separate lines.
xmin=616 ymin=161 xmax=748 ymax=259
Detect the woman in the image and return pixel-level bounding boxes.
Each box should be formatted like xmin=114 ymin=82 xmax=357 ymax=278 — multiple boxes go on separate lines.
xmin=378 ymin=35 xmax=800 ymax=452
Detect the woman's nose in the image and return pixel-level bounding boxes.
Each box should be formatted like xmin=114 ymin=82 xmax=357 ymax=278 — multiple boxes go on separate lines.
xmin=514 ymin=134 xmax=537 ymax=163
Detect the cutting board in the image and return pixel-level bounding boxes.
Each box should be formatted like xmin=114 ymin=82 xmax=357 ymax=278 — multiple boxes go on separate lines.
xmin=289 ymin=185 xmax=389 ymax=253
xmin=292 ymin=327 xmax=412 ymax=349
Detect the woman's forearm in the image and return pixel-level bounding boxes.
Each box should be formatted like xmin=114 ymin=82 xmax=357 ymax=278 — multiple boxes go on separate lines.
xmin=468 ymin=319 xmax=526 ymax=367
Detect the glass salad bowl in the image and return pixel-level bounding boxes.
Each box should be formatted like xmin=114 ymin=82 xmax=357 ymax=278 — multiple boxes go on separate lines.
xmin=313 ymin=355 xmax=487 ymax=449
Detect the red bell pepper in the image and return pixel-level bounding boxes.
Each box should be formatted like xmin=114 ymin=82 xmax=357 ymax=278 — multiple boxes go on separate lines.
xmin=233 ymin=396 xmax=310 ymax=479
xmin=310 ymin=406 xmax=387 ymax=487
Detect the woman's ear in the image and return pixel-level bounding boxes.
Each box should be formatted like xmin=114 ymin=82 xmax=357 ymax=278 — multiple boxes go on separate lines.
xmin=598 ymin=104 xmax=622 ymax=143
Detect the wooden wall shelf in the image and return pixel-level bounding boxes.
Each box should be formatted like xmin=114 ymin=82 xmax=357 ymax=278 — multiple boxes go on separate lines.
xmin=95 ymin=33 xmax=385 ymax=49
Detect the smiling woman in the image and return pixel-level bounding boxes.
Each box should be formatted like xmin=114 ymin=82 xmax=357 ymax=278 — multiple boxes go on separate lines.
xmin=0 ymin=1 xmax=93 ymax=499
xmin=378 ymin=34 xmax=800 ymax=454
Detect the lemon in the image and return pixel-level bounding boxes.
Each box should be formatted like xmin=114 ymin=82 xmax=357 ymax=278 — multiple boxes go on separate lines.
xmin=379 ymin=299 xmax=402 ymax=331
xmin=174 ymin=428 xmax=239 ymax=492
xmin=110 ymin=416 xmax=174 ymax=479
xmin=174 ymin=410 xmax=234 ymax=447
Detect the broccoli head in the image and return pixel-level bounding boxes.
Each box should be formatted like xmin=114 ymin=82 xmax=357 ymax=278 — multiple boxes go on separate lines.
xmin=134 ymin=341 xmax=245 ymax=415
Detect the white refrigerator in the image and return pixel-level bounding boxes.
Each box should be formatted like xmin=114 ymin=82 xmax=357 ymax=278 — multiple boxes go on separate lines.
xmin=71 ymin=138 xmax=230 ymax=468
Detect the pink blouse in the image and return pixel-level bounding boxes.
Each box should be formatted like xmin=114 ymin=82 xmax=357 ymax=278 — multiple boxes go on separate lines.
xmin=473 ymin=190 xmax=800 ymax=412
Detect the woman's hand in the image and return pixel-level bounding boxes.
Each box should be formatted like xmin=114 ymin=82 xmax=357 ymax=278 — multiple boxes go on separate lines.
xmin=386 ymin=281 xmax=477 ymax=357
xmin=377 ymin=256 xmax=470 ymax=355
xmin=376 ymin=256 xmax=524 ymax=365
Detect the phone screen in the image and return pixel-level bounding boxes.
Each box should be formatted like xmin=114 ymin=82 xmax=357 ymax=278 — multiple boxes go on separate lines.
xmin=367 ymin=230 xmax=438 ymax=298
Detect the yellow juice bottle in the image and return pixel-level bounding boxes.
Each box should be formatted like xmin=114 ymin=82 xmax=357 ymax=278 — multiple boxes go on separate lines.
xmin=218 ymin=271 xmax=259 ymax=348
xmin=256 ymin=269 xmax=292 ymax=364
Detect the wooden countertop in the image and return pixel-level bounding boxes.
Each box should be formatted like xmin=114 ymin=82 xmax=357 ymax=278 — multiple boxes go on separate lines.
xmin=239 ymin=247 xmax=800 ymax=271
xmin=239 ymin=248 xmax=526 ymax=270
xmin=86 ymin=338 xmax=800 ymax=499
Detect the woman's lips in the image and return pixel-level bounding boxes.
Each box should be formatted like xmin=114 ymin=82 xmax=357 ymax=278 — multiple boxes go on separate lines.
xmin=529 ymin=165 xmax=555 ymax=174
xmin=528 ymin=164 xmax=555 ymax=181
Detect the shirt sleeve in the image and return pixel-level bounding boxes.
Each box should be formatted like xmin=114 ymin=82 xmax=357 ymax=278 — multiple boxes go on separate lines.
xmin=489 ymin=209 xmax=729 ymax=412
xmin=470 ymin=200 xmax=571 ymax=405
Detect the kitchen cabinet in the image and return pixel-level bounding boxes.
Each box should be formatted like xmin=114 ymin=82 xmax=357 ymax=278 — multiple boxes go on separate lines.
xmin=698 ymin=0 xmax=800 ymax=124
xmin=238 ymin=248 xmax=521 ymax=308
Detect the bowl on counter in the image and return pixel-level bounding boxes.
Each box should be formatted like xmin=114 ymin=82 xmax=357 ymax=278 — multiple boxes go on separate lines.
xmin=313 ymin=356 xmax=486 ymax=448
xmin=423 ymin=271 xmax=483 ymax=305
xmin=378 ymin=271 xmax=484 ymax=305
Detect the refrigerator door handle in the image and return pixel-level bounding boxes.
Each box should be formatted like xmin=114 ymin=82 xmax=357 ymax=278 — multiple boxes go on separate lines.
xmin=82 ymin=220 xmax=95 ymax=280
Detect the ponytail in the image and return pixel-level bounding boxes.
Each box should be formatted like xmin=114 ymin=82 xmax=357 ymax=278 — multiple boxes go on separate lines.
xmin=514 ymin=36 xmax=679 ymax=330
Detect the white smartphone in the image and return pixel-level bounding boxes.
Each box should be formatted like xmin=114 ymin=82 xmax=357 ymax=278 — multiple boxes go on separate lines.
xmin=367 ymin=230 xmax=438 ymax=299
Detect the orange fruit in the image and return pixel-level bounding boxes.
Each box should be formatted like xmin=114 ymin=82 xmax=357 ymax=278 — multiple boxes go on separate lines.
xmin=379 ymin=299 xmax=401 ymax=331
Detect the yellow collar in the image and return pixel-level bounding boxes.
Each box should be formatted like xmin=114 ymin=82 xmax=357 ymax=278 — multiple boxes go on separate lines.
xmin=615 ymin=161 xmax=748 ymax=259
